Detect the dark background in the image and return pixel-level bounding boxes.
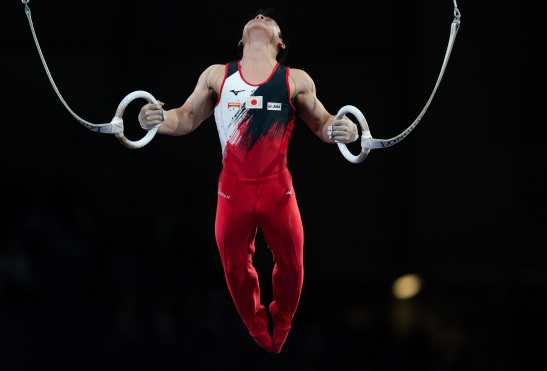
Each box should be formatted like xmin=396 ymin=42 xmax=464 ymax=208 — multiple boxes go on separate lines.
xmin=1 ymin=0 xmax=539 ymax=370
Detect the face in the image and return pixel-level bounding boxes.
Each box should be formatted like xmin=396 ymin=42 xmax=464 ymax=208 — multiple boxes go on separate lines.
xmin=241 ymin=13 xmax=284 ymax=49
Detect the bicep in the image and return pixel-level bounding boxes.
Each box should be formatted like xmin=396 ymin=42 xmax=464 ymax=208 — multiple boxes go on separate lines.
xmin=293 ymin=72 xmax=331 ymax=135
xmin=177 ymin=65 xmax=219 ymax=128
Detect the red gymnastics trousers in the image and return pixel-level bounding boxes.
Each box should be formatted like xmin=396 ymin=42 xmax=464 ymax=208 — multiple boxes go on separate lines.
xmin=214 ymin=167 xmax=304 ymax=353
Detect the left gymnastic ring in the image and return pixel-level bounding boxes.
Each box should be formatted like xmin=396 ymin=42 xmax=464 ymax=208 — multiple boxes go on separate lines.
xmin=112 ymin=90 xmax=160 ymax=149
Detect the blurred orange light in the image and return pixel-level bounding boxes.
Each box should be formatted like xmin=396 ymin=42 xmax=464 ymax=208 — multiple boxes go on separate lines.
xmin=393 ymin=274 xmax=422 ymax=299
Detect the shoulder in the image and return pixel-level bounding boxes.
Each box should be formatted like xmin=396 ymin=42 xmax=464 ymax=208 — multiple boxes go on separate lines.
xmin=287 ymin=68 xmax=315 ymax=96
xmin=202 ymin=64 xmax=226 ymax=83
xmin=287 ymin=67 xmax=315 ymax=97
xmin=197 ymin=64 xmax=226 ymax=92
xmin=288 ymin=68 xmax=313 ymax=84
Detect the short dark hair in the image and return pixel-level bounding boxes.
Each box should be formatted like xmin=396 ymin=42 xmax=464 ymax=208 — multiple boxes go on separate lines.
xmin=242 ymin=8 xmax=289 ymax=64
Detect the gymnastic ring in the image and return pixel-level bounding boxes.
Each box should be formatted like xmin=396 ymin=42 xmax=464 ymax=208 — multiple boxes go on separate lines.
xmin=334 ymin=105 xmax=372 ymax=164
xmin=112 ymin=90 xmax=160 ymax=149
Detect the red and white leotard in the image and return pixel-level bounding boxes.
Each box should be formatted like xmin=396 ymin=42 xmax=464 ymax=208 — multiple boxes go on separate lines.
xmin=213 ymin=61 xmax=304 ymax=353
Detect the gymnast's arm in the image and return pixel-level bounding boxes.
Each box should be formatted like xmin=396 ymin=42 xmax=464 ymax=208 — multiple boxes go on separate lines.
xmin=290 ymin=68 xmax=337 ymax=143
xmin=159 ymin=64 xmax=224 ymax=136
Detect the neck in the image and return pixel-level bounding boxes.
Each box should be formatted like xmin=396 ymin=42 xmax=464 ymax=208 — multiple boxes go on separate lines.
xmin=241 ymin=40 xmax=277 ymax=67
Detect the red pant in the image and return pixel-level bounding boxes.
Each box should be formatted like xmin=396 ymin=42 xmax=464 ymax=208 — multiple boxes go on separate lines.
xmin=215 ymin=167 xmax=304 ymax=352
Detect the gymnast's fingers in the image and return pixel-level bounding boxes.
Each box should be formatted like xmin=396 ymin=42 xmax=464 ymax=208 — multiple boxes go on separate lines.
xmin=145 ymin=113 xmax=164 ymax=122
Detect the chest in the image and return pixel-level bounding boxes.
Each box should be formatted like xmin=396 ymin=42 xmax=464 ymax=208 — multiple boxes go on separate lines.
xmin=223 ymin=73 xmax=287 ymax=103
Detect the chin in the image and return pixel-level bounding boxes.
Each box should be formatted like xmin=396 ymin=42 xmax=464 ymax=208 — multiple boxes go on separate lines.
xmin=247 ymin=23 xmax=271 ymax=34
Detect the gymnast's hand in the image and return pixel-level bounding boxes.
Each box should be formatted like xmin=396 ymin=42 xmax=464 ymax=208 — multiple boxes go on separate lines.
xmin=138 ymin=102 xmax=165 ymax=130
xmin=328 ymin=115 xmax=359 ymax=144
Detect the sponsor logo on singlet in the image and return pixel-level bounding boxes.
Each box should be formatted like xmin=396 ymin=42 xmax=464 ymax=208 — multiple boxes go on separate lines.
xmin=267 ymin=102 xmax=282 ymax=111
xmin=229 ymin=89 xmax=245 ymax=96
xmin=227 ymin=102 xmax=241 ymax=110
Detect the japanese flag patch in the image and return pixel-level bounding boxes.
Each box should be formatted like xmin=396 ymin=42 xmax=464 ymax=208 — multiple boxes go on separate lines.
xmin=246 ymin=96 xmax=263 ymax=109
